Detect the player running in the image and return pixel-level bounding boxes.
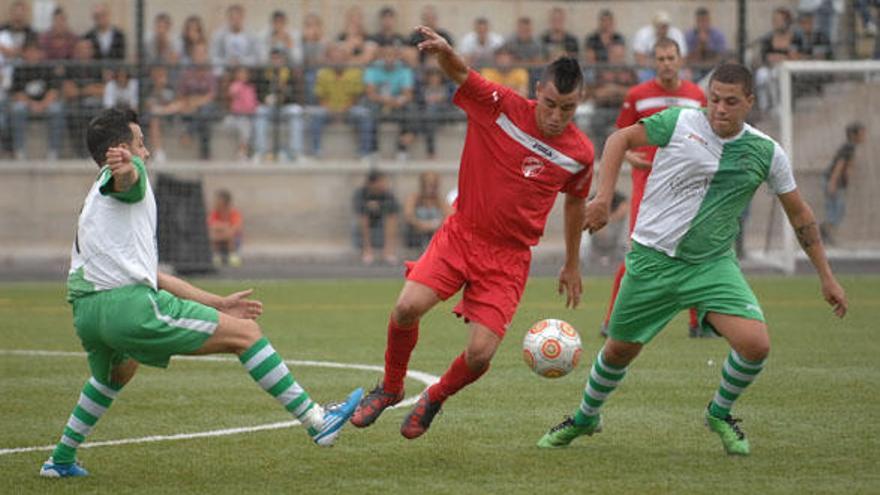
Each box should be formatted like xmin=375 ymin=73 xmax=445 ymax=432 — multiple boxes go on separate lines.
xmin=351 ymin=26 xmax=594 ymax=439
xmin=600 ymin=38 xmax=707 ymax=338
xmin=40 ymin=109 xmax=362 ymax=478
xmin=538 ymin=63 xmax=847 ymax=455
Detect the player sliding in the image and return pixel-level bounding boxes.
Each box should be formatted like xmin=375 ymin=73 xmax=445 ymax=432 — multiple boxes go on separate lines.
xmin=351 ymin=26 xmax=595 ymax=439
xmin=538 ymin=63 xmax=848 ymax=455
xmin=41 ymin=109 xmax=362 ymax=478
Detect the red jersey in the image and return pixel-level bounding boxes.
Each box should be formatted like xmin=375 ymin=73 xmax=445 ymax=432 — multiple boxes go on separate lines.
xmin=451 ymin=70 xmax=594 ymax=248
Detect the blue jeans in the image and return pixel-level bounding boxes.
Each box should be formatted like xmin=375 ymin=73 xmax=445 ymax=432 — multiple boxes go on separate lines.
xmin=182 ymin=103 xmax=215 ymax=159
xmin=254 ymin=104 xmax=304 ymax=157
xmin=11 ymin=99 xmax=64 ymax=155
xmin=307 ymin=105 xmax=373 ymax=157
xmin=824 ymin=188 xmax=847 ymax=227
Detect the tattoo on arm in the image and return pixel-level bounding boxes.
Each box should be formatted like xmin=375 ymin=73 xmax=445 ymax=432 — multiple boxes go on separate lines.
xmin=795 ymin=221 xmax=819 ymax=249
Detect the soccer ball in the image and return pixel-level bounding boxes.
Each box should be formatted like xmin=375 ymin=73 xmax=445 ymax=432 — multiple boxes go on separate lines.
xmin=522 ymin=319 xmax=582 ymax=378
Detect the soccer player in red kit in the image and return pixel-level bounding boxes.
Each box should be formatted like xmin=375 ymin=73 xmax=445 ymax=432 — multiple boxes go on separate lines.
xmin=350 ymin=26 xmax=595 ymax=439
xmin=599 ymin=38 xmax=707 ymax=338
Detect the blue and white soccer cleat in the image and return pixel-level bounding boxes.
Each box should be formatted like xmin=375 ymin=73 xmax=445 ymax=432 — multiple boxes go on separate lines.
xmin=309 ymin=387 xmax=364 ymax=447
xmin=39 ymin=457 xmax=89 ymax=478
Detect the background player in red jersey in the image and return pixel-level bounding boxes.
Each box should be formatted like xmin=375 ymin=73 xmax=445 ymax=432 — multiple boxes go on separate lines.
xmin=351 ymin=25 xmax=595 ymax=440
xmin=599 ymin=38 xmax=708 ymax=338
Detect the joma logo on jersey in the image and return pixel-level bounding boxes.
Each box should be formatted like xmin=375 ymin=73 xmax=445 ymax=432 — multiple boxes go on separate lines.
xmin=530 ymin=141 xmax=555 ymax=160
xmin=521 ymin=156 xmax=545 ymax=178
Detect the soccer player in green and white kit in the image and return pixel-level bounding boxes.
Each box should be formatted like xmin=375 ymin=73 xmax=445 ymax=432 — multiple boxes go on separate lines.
xmin=538 ymin=63 xmax=848 ymax=455
xmin=40 ymin=109 xmax=362 ymax=478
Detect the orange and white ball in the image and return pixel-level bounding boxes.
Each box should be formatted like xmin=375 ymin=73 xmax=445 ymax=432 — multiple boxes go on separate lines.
xmin=522 ymin=319 xmax=582 ymax=378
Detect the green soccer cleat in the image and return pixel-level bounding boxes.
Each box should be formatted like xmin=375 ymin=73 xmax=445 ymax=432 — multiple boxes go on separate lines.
xmin=705 ymin=409 xmax=750 ymax=456
xmin=537 ymin=415 xmax=602 ymax=448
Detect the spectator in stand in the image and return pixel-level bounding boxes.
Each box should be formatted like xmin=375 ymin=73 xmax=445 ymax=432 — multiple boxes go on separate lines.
xmin=145 ymin=66 xmax=178 ymax=163
xmin=259 ymin=10 xmax=303 ymax=66
xmin=820 ymin=122 xmax=867 ymax=246
xmin=460 ymin=17 xmax=504 ymax=67
xmin=103 ymin=68 xmax=138 ymax=109
xmin=210 ymin=4 xmax=259 ymax=68
xmin=208 ymin=189 xmax=244 ymax=267
xmin=0 ymin=0 xmax=37 ymax=60
xmin=39 ymin=7 xmax=78 ymax=60
xmin=588 ymin=42 xmax=637 ymax=150
xmin=407 ymin=5 xmax=454 ymax=66
xmin=370 ymin=6 xmax=406 ymax=48
xmin=227 ymin=66 xmax=258 ymax=161
xmin=794 ymin=10 xmax=832 ymax=60
xmin=302 ymin=12 xmax=326 ymax=67
xmin=10 ymin=41 xmax=63 ymax=160
xmin=505 ymin=16 xmax=543 ymax=64
xmin=176 ymin=41 xmax=217 ymax=159
xmin=308 ymin=42 xmax=370 ymax=158
xmin=353 ymin=170 xmax=399 ymax=265
xmin=364 ymin=43 xmax=416 ymax=160
xmin=178 ymin=15 xmax=207 ymax=65
xmin=481 ymin=46 xmax=529 ymax=97
xmin=584 ymin=9 xmax=625 ymax=64
xmin=541 ymin=7 xmax=579 ymax=60
xmin=404 ymin=171 xmax=451 ymax=250
xmin=253 ymin=49 xmax=306 ymax=163
xmin=686 ymin=7 xmax=728 ymax=77
xmin=632 ymin=11 xmax=687 ymax=72
xmin=755 ymin=8 xmax=799 ymax=113
xmin=62 ymin=39 xmax=104 ymax=159
xmin=145 ymin=12 xmax=179 ymax=66
xmin=337 ymin=6 xmax=376 ymax=65
xmin=798 ymin=0 xmax=843 ymax=47
xmin=419 ymin=64 xmax=456 ymax=160
xmin=84 ymin=3 xmax=125 ymax=61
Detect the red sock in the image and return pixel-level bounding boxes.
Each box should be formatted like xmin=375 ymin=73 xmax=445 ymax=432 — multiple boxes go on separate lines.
xmin=603 ymin=262 xmax=627 ymax=326
xmin=427 ymin=352 xmax=488 ymax=403
xmin=382 ymin=316 xmax=419 ymax=395
xmin=689 ymin=307 xmax=699 ymax=328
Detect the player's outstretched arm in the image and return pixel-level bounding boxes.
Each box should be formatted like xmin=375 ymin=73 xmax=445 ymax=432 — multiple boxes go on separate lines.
xmin=778 ymin=189 xmax=847 ymax=318
xmin=414 ymin=25 xmax=468 ymax=85
xmin=584 ymin=124 xmax=651 ymax=232
xmin=157 ymin=272 xmax=264 ymax=320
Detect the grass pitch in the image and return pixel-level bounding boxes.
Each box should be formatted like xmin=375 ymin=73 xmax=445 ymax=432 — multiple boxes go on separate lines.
xmin=1 ymin=275 xmax=878 ymax=494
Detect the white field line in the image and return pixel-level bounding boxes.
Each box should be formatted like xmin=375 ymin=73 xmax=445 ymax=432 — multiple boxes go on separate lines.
xmin=0 ymin=349 xmax=439 ymax=456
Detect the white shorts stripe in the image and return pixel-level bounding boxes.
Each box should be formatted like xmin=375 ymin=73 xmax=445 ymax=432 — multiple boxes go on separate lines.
xmin=88 ymin=377 xmax=118 ymax=399
xmin=67 ymin=415 xmax=94 ymax=436
xmin=730 ymin=351 xmax=764 ymax=372
xmin=589 ymin=368 xmax=619 ymax=388
xmin=148 ymin=294 xmax=217 ymax=335
xmin=275 ymin=382 xmax=305 ymax=407
xmin=243 ymin=345 xmax=276 ymax=372
xmin=60 ymin=435 xmax=80 ymax=448
xmin=712 ymin=391 xmax=733 ymax=409
xmin=494 ymin=113 xmax=586 ymax=174
xmin=723 ymin=361 xmax=754 ymax=383
xmin=78 ymin=393 xmax=107 ymax=418
xmin=258 ymin=363 xmax=289 ymax=390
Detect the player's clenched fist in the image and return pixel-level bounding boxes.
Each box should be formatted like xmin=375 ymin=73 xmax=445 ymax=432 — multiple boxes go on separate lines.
xmin=583 ymin=199 xmax=609 ymax=233
xmin=106 ymin=146 xmax=138 ymax=192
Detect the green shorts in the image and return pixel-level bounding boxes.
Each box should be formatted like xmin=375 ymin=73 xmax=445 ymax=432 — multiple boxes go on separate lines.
xmin=608 ymin=242 xmax=765 ymax=344
xmin=72 ymin=284 xmax=219 ymax=383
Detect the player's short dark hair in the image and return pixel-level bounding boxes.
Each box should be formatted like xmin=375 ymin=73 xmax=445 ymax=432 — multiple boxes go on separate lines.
xmin=709 ymin=62 xmax=754 ymax=97
xmin=846 ymin=121 xmax=864 ymax=140
xmin=216 ymin=189 xmax=233 ymax=203
xmin=652 ymin=37 xmax=681 ymax=56
xmin=541 ymin=56 xmax=582 ymax=95
xmin=86 ymin=108 xmax=139 ymax=166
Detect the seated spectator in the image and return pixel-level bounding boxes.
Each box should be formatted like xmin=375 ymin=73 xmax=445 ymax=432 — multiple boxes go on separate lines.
xmin=686 ymin=7 xmax=728 ymax=77
xmin=39 ymin=7 xmax=78 ymax=60
xmin=84 ymin=3 xmax=125 ymax=61
xmin=0 ymin=0 xmax=37 ymax=60
xmin=404 ymin=171 xmax=451 ymax=250
xmin=62 ymin=39 xmax=104 ymax=158
xmin=541 ymin=7 xmax=579 ymax=60
xmin=632 ymin=11 xmax=688 ymax=71
xmin=794 ymin=10 xmax=832 ymax=59
xmin=419 ymin=64 xmax=456 ymax=159
xmin=588 ymin=42 xmax=636 ymax=150
xmin=145 ymin=66 xmax=178 ymax=163
xmin=584 ymin=9 xmax=625 ymax=63
xmin=308 ymin=42 xmax=370 ymax=158
xmin=208 ymin=189 xmax=243 ymax=267
xmin=211 ymin=4 xmax=259 ymax=68
xmin=301 ymin=12 xmax=326 ymax=68
xmin=370 ymin=6 xmax=406 ymax=48
xmin=755 ymin=7 xmax=799 ymax=112
xmin=259 ymin=10 xmax=303 ymax=66
xmin=337 ymin=6 xmax=376 ymax=65
xmin=227 ymin=66 xmax=258 ymax=161
xmin=177 ymin=15 xmax=207 ymax=66
xmin=460 ymin=17 xmax=503 ymax=67
xmin=505 ymin=16 xmax=543 ymax=64
xmin=481 ymin=46 xmax=529 ymax=97
xmin=353 ymin=170 xmax=399 ymax=265
xmin=254 ymin=49 xmax=306 ymax=162
xmin=103 ymin=68 xmax=138 ymax=109
xmin=364 ymin=43 xmax=416 ymax=160
xmin=175 ymin=41 xmax=217 ymax=159
xmin=145 ymin=12 xmax=180 ymax=65
xmin=407 ymin=5 xmax=453 ymax=67
xmin=10 ymin=41 xmax=63 ymax=160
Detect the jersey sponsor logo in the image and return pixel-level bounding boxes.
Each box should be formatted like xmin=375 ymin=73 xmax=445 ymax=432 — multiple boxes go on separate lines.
xmin=521 ymin=156 xmax=545 ymax=178
xmin=494 ymin=113 xmax=585 ymax=174
xmin=492 ymin=90 xmax=500 ymax=102
xmin=686 ymin=132 xmax=709 ymax=148
xmin=634 ymin=96 xmax=703 ymax=113
xmin=668 ymin=175 xmax=711 ymax=199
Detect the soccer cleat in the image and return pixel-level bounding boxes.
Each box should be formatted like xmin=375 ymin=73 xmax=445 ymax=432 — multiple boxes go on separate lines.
xmin=350 ymin=384 xmax=404 ymax=428
xmin=400 ymin=392 xmax=443 ymax=439
xmin=537 ymin=415 xmax=602 ymax=448
xmin=705 ymin=408 xmax=750 ymax=456
xmin=308 ymin=387 xmax=363 ymax=447
xmin=39 ymin=458 xmax=89 ymax=478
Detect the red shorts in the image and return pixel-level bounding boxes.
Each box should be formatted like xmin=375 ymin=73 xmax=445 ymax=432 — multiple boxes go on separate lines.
xmin=405 ymin=219 xmax=532 ymax=338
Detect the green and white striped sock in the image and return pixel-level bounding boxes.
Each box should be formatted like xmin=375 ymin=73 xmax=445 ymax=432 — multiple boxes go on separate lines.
xmin=708 ymin=350 xmax=766 ymax=418
xmin=239 ymin=337 xmax=323 ymax=428
xmin=574 ymin=348 xmax=628 ymax=426
xmin=51 ymin=377 xmax=120 ymax=464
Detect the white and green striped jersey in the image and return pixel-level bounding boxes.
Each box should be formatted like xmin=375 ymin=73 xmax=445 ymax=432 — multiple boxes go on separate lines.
xmin=632 ymin=107 xmax=796 ymax=262
xmin=67 ymin=156 xmax=157 ymax=301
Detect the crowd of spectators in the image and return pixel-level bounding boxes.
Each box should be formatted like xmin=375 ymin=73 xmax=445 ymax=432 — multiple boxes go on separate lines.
xmin=0 ymin=1 xmax=874 ymax=162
